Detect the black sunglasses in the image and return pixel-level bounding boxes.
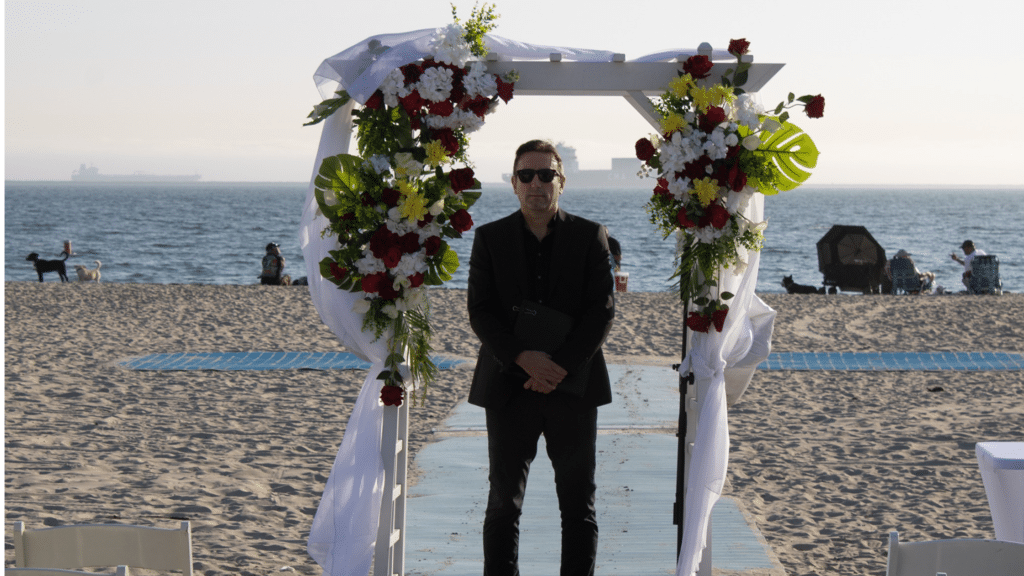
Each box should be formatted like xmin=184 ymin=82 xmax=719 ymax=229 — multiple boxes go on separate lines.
xmin=515 ymin=168 xmax=560 ymax=184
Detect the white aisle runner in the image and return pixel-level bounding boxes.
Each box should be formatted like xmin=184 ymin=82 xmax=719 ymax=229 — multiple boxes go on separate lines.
xmin=404 ymin=364 xmax=783 ymax=575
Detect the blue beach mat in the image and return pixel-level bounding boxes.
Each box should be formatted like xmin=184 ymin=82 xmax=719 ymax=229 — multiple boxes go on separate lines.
xmin=760 ymin=351 xmax=1024 ymax=371
xmin=119 ymin=351 xmax=464 ymax=371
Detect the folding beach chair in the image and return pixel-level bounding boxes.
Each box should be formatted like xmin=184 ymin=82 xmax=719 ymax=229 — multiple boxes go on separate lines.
xmin=968 ymin=254 xmax=1002 ymax=294
xmin=12 ymin=521 xmax=193 ymax=576
xmin=889 ymin=257 xmax=925 ymax=294
xmin=885 ymin=530 xmax=1024 ymax=576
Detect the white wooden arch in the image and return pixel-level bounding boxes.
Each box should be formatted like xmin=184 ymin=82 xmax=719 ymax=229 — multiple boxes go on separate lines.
xmin=301 ymin=37 xmax=782 ymax=576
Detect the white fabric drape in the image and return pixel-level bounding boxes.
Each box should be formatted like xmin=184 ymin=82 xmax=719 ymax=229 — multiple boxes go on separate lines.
xmin=301 ymin=107 xmax=398 ymax=576
xmin=675 ymin=191 xmax=777 ymax=576
xmin=313 ymin=30 xmax=736 ymax=103
xmin=302 ymin=30 xmax=774 ymax=576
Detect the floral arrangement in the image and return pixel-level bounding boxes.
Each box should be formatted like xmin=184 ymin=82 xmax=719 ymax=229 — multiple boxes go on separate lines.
xmin=308 ymin=5 xmax=515 ymax=405
xmin=635 ymin=38 xmax=824 ymax=333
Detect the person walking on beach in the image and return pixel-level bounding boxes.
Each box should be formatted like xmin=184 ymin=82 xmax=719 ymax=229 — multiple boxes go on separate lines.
xmin=467 ymin=139 xmax=615 ymax=576
xmin=951 ymin=240 xmax=985 ymax=289
xmin=260 ymin=242 xmax=286 ymax=285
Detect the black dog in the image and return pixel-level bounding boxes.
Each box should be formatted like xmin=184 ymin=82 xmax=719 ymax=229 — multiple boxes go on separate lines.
xmin=26 ymin=252 xmax=70 ymax=282
xmin=782 ymin=275 xmax=823 ymax=294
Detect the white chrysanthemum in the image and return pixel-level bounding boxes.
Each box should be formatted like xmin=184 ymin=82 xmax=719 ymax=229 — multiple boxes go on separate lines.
xmin=431 ymin=24 xmax=472 ymax=67
xmin=734 ymin=94 xmax=765 ymax=130
xmin=380 ymin=68 xmax=409 ymax=108
xmin=394 ymin=152 xmax=424 ymax=179
xmin=367 ymin=154 xmax=391 ymax=175
xmin=417 ymin=66 xmax=454 ymax=102
xmin=724 ymin=133 xmax=739 ymax=147
xmin=396 ymin=287 xmax=428 ymax=312
xmin=355 ymin=253 xmax=387 ymax=275
xmin=704 ymin=131 xmax=728 ymax=161
xmin=694 ymin=226 xmax=728 ymax=244
xmin=383 ymin=303 xmax=399 ymax=319
xmin=668 ymin=177 xmax=690 ymax=201
xmin=463 ymin=62 xmax=497 ymax=97
xmin=394 ymin=252 xmax=428 ymax=279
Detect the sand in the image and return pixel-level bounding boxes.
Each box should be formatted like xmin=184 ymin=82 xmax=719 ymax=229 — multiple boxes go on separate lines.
xmin=5 ymin=282 xmax=1024 ymax=576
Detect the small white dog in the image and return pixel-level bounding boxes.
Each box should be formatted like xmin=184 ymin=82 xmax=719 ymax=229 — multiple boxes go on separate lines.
xmin=74 ymin=260 xmax=102 ymax=282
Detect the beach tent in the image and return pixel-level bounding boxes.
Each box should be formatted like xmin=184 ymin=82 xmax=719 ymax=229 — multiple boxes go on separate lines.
xmin=299 ymin=29 xmax=781 ymax=576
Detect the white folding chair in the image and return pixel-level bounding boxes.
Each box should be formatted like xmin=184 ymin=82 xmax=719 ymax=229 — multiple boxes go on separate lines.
xmin=12 ymin=521 xmax=193 ymax=576
xmin=885 ymin=530 xmax=1024 ymax=576
xmin=7 ymin=569 xmax=127 ymax=576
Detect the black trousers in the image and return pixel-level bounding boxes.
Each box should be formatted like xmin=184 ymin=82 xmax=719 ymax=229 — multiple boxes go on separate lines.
xmin=483 ymin=391 xmax=599 ymax=576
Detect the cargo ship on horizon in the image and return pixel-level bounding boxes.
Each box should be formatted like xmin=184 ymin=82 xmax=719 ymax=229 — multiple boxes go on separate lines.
xmin=502 ymin=143 xmax=652 ymax=190
xmin=72 ymin=164 xmax=201 ymax=183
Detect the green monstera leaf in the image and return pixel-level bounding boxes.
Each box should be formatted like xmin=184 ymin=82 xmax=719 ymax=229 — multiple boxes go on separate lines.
xmin=314 ymin=154 xmax=364 ymax=217
xmin=757 ymin=121 xmax=820 ymax=194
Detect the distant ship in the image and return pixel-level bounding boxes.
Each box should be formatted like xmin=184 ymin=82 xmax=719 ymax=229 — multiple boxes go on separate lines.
xmin=503 ymin=143 xmax=652 ymax=190
xmin=72 ymin=164 xmax=201 ymax=183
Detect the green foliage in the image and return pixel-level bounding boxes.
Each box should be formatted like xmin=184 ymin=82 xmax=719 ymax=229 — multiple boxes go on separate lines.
xmin=451 ymin=2 xmax=500 ymax=57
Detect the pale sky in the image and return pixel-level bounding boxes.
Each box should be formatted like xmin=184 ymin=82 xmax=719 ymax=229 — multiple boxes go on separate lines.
xmin=5 ymin=0 xmax=1024 ymax=185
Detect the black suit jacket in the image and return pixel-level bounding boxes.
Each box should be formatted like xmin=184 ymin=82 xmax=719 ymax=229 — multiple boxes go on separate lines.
xmin=467 ymin=209 xmax=615 ymax=409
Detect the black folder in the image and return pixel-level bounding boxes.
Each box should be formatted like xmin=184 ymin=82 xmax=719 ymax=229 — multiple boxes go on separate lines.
xmin=514 ymin=300 xmax=589 ymax=397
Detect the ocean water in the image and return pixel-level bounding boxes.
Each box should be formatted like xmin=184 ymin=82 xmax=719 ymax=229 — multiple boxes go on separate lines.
xmin=5 ymin=181 xmax=1022 ymax=294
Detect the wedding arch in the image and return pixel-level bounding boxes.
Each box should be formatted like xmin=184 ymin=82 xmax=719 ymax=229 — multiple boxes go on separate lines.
xmin=299 ymin=24 xmax=815 ymax=576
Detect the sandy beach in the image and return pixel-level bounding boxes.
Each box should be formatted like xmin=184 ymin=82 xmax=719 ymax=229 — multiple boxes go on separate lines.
xmin=5 ymin=282 xmax=1024 ymax=575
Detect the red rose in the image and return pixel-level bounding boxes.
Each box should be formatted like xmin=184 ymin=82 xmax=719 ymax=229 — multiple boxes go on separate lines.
xmin=496 ymin=77 xmax=514 ymax=103
xmin=417 ymin=213 xmax=435 ymax=228
xmin=682 ymin=156 xmax=712 ymax=181
xmin=653 ymin=178 xmax=671 ymax=198
xmin=449 ymin=209 xmax=473 ymax=233
xmin=423 ymin=236 xmax=442 ymax=256
xmin=361 ymin=271 xmax=387 ymax=294
xmin=427 ymin=99 xmax=454 ymax=117
xmin=676 ymin=207 xmax=697 ymax=229
xmin=714 ymin=163 xmax=747 ymax=192
xmin=339 ymin=212 xmax=355 ymax=221
xmin=682 ymin=55 xmax=713 ymax=79
xmin=448 ymin=167 xmax=476 ymax=192
xmin=433 ymin=128 xmax=460 ymax=155
xmin=329 ymin=262 xmax=347 ymax=281
xmin=399 ymin=91 xmax=425 ymax=116
xmin=369 ymin=227 xmax=399 ymax=258
xmin=804 ymin=95 xmax=825 ymax=119
xmin=635 ymin=138 xmax=657 ymax=162
xmin=381 ymin=188 xmax=401 ymax=207
xmin=686 ymin=311 xmax=711 ymax=333
xmin=380 ymin=385 xmax=404 ymax=407
xmin=399 ymin=232 xmax=421 ymax=254
xmin=461 ymin=95 xmax=492 ymax=118
xmin=400 ymin=62 xmax=423 ymax=84
xmin=711 ymin=307 xmax=729 ymax=332
xmin=365 ymin=91 xmax=384 ymax=110
xmin=361 ymin=192 xmax=376 ymax=206
xmin=699 ymin=204 xmax=731 ymax=229
xmin=408 ymin=272 xmax=425 ymax=288
xmin=378 ymin=279 xmax=400 ymax=300
xmin=698 ymin=106 xmax=727 ymax=133
xmin=728 ymin=38 xmax=750 ymax=57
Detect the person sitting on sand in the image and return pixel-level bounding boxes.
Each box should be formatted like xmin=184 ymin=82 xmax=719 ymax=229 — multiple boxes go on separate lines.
xmin=260 ymin=242 xmax=286 ymax=285
xmin=884 ymin=249 xmax=934 ymax=294
xmin=951 ymin=239 xmax=986 ymax=289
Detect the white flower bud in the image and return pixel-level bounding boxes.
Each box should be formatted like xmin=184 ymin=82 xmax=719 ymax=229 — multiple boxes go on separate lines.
xmin=742 ymin=134 xmax=763 ymax=151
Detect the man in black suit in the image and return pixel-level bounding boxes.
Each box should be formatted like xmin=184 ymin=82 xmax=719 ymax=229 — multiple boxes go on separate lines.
xmin=467 ymin=139 xmax=615 ymax=576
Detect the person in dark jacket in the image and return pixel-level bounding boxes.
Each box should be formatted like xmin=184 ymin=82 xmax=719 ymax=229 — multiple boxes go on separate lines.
xmin=467 ymin=139 xmax=615 ymax=576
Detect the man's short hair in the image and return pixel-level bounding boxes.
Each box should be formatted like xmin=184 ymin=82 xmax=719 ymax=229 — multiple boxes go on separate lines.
xmin=513 ymin=139 xmax=563 ymax=173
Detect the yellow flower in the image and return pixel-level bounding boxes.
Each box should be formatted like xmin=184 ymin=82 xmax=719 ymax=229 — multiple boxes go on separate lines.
xmin=398 ymin=189 xmax=429 ymax=222
xmin=691 ymin=177 xmax=720 ymax=207
xmin=424 ymin=140 xmax=449 ymax=167
xmin=690 ymin=85 xmax=735 ymax=113
xmin=669 ymin=74 xmax=695 ymax=98
xmin=660 ymin=112 xmax=687 ymax=134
